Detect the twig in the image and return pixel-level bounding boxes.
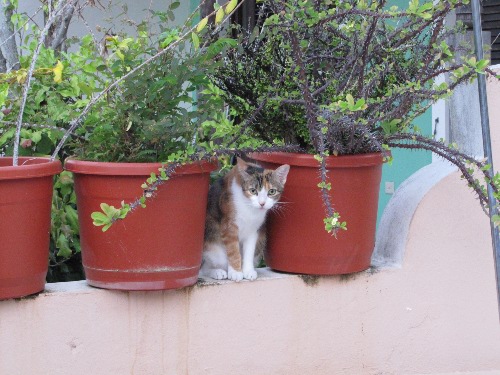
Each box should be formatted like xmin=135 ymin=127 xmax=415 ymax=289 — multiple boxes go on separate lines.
xmin=50 ymin=0 xmax=244 ymax=160
xmin=0 ymin=5 xmax=43 ymax=51
xmin=13 ymin=0 xmax=79 ymax=166
xmin=0 ymin=120 xmax=83 ymax=138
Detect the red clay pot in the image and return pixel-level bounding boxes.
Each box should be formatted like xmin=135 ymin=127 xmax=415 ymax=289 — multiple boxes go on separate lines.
xmin=0 ymin=157 xmax=62 ymax=300
xmin=65 ymin=159 xmax=216 ymax=291
xmin=250 ymin=152 xmax=383 ymax=275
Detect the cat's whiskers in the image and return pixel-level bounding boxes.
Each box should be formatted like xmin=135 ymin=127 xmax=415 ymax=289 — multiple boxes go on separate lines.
xmin=270 ymin=202 xmax=291 ymax=218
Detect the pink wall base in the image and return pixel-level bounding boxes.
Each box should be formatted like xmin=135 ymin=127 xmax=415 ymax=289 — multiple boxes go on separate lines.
xmin=1 ymin=196 xmax=499 ymax=375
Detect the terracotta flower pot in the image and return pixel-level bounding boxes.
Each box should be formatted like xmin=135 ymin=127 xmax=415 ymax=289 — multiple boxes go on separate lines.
xmin=0 ymin=157 xmax=62 ymax=300
xmin=250 ymin=152 xmax=384 ymax=275
xmin=64 ymin=159 xmax=217 ymax=291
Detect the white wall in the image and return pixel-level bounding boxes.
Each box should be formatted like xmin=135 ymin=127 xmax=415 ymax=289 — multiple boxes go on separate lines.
xmin=18 ymin=1 xmax=192 ymax=43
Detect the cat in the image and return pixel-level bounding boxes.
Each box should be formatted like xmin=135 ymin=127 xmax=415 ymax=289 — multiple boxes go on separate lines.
xmin=200 ymin=157 xmax=290 ymax=281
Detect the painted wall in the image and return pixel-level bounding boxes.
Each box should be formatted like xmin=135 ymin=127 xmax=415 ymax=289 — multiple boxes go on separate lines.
xmin=377 ymin=114 xmax=432 ymax=224
xmin=377 ymin=0 xmax=434 ymax=224
xmin=19 ymin=1 xmax=192 ymax=41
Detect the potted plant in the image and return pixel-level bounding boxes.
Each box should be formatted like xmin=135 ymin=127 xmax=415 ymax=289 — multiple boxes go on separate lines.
xmin=0 ymin=1 xmax=76 ymax=298
xmin=0 ymin=157 xmax=61 ymax=299
xmin=1 ymin=0 xmax=284 ymax=292
xmin=211 ymin=0 xmax=500 ymax=274
xmin=59 ymin=1 xmax=273 ymax=290
xmin=60 ymin=9 xmax=237 ymax=290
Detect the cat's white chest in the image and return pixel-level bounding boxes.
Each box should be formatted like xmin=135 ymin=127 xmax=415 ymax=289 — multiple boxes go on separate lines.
xmin=231 ymin=180 xmax=267 ymax=240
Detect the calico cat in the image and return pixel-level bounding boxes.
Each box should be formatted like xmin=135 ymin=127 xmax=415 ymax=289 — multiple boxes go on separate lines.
xmin=200 ymin=157 xmax=290 ymax=281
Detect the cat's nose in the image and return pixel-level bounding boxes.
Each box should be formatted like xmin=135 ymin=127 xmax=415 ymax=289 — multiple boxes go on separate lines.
xmin=259 ymin=202 xmax=265 ymax=207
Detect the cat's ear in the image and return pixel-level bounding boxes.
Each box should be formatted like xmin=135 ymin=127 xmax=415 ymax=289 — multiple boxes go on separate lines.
xmin=274 ymin=164 xmax=290 ymax=185
xmin=236 ymin=157 xmax=251 ymax=180
xmin=236 ymin=157 xmax=248 ymax=171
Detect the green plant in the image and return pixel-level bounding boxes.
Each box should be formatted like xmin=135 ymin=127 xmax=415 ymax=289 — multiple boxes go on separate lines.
xmin=0 ymin=2 xmax=113 ymax=280
xmin=71 ymin=1 xmax=296 ymax=231
xmin=69 ymin=29 xmax=232 ymax=162
xmin=47 ymin=171 xmax=83 ymax=282
xmin=2 ymin=0 xmax=289 ymax=240
xmin=211 ymin=0 xmax=500 ymax=234
xmin=0 ymin=37 xmax=106 ymax=156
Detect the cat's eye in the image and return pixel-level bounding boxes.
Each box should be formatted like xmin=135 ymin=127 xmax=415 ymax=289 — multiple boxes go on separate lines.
xmin=268 ymin=188 xmax=277 ymax=196
xmin=249 ymin=188 xmax=258 ymax=195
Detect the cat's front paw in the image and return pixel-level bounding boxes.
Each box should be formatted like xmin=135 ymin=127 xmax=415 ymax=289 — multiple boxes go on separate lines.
xmin=208 ymin=269 xmax=227 ymax=280
xmin=243 ymin=269 xmax=258 ymax=281
xmin=228 ymin=268 xmax=243 ymax=282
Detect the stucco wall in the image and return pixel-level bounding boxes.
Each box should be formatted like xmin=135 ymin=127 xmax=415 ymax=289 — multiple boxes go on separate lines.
xmin=1 ymin=183 xmax=500 ymax=375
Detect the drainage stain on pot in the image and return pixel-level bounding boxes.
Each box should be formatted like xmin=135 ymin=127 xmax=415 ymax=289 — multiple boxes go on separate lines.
xmin=299 ymin=275 xmax=321 ymax=286
xmin=338 ymin=273 xmax=359 ymax=282
xmin=13 ymin=292 xmax=42 ymax=301
xmin=299 ymin=271 xmax=365 ymax=286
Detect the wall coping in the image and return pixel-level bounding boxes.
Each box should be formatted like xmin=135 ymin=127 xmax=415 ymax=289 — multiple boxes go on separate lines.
xmin=43 ymin=267 xmax=297 ymax=294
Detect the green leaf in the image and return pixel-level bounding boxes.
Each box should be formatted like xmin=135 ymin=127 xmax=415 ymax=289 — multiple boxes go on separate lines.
xmin=30 ymin=131 xmax=42 ymax=143
xmin=215 ymin=7 xmax=225 ymax=24
xmin=475 ymin=59 xmax=490 ymax=73
xmin=225 ymin=0 xmax=238 ymax=14
xmin=91 ymin=211 xmax=108 ymax=223
xmin=0 ymin=128 xmax=15 ymax=147
xmin=492 ymin=214 xmax=500 ymax=227
xmin=34 ymin=134 xmax=54 ymax=155
xmin=346 ymin=94 xmax=354 ymax=107
xmin=0 ymin=83 xmax=9 ymax=105
xmin=65 ymin=205 xmax=79 ymax=232
xmin=56 ymin=233 xmax=72 ymax=258
xmin=191 ymin=32 xmax=200 ymax=50
xmin=99 ymin=203 xmax=114 ymax=217
xmin=196 ymin=16 xmax=208 ymax=32
xmin=102 ymin=223 xmax=112 ymax=232
xmin=317 ymin=181 xmax=332 ymax=190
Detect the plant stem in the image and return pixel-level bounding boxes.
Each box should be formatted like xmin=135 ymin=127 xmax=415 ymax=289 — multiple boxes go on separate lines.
xmin=50 ymin=0 xmax=244 ymax=161
xmin=12 ymin=0 xmax=78 ymax=166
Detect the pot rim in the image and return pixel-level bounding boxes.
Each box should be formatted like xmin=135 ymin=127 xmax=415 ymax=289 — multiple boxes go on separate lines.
xmin=64 ymin=158 xmax=218 ymax=176
xmin=249 ymin=152 xmax=385 ymax=168
xmin=0 ymin=157 xmax=62 ymax=180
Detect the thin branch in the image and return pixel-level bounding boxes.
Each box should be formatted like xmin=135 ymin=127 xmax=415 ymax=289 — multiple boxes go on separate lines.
xmin=0 ymin=5 xmax=43 ymax=52
xmin=124 ymin=143 xmax=301 ymax=216
xmin=13 ymin=0 xmax=78 ymax=166
xmin=0 ymin=120 xmax=82 ymax=137
xmin=288 ymin=30 xmax=320 ymax=151
xmin=0 ymin=0 xmax=20 ymax=72
xmin=51 ymin=0 xmax=245 ymax=160
xmin=387 ymin=133 xmax=498 ymax=208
